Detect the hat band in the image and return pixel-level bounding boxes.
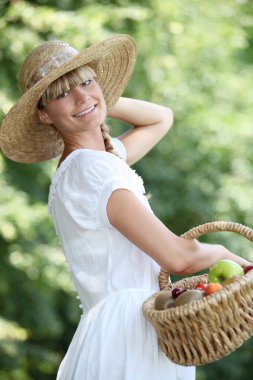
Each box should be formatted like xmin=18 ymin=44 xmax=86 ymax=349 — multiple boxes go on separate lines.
xmin=27 ymin=46 xmax=78 ymax=90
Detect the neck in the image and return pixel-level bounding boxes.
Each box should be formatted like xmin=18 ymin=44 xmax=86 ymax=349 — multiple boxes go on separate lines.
xmin=58 ymin=127 xmax=106 ymax=167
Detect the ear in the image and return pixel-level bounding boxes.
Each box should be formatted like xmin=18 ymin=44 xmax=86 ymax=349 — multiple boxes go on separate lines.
xmin=37 ymin=108 xmax=53 ymax=124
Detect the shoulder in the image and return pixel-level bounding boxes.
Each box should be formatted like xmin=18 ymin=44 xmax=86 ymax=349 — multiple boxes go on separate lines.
xmin=75 ymin=148 xmax=127 ymax=172
xmin=62 ymin=149 xmax=130 ymax=192
xmin=48 ymin=149 xmax=128 ymax=214
xmin=51 ymin=145 xmax=129 ymax=189
xmin=48 ymin=147 xmax=146 ymax=220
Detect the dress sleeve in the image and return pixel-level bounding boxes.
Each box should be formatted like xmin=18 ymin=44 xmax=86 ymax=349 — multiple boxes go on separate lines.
xmin=73 ymin=151 xmax=145 ymax=228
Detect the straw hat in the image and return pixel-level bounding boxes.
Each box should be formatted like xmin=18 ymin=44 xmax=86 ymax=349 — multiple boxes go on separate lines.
xmin=0 ymin=34 xmax=136 ymax=163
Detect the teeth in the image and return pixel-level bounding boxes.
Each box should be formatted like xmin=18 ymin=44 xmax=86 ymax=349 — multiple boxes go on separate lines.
xmin=74 ymin=105 xmax=95 ymax=117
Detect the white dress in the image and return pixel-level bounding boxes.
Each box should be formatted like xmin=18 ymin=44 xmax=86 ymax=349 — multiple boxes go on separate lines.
xmin=48 ymin=139 xmax=195 ymax=380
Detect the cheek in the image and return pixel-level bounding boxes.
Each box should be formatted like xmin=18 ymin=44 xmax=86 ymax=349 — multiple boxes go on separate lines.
xmin=95 ymin=83 xmax=106 ymax=108
xmin=99 ymin=93 xmax=107 ymax=113
xmin=102 ymin=99 xmax=107 ymax=114
xmin=46 ymin=97 xmax=71 ymax=114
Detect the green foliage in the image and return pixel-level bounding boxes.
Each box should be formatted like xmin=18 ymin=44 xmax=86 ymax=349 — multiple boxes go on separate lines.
xmin=1 ymin=0 xmax=253 ymax=378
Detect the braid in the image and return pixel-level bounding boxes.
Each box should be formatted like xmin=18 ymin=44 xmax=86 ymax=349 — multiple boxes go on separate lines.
xmin=100 ymin=123 xmax=119 ymax=157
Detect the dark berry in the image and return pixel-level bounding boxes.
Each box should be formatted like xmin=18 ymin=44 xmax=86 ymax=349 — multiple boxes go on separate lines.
xmin=172 ymin=287 xmax=187 ymax=299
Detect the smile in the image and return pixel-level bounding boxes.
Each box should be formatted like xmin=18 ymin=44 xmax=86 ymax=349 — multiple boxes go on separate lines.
xmin=73 ymin=105 xmax=96 ymax=117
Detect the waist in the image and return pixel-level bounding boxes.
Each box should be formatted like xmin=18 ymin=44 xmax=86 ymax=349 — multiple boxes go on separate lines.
xmin=79 ymin=287 xmax=155 ymax=317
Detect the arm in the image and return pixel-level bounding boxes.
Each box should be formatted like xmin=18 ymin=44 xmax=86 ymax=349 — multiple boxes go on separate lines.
xmin=107 ymin=189 xmax=250 ymax=274
xmin=107 ymin=97 xmax=173 ymax=166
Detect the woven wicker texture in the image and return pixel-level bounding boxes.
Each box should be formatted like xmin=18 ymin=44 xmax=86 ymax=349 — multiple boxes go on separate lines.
xmin=143 ymin=221 xmax=253 ymax=366
xmin=0 ymin=34 xmax=136 ymax=163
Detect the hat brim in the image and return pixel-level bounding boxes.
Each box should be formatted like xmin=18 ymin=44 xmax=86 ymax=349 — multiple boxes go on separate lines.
xmin=0 ymin=34 xmax=136 ymax=163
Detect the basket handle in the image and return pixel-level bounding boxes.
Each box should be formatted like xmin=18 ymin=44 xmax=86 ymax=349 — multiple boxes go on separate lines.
xmin=159 ymin=221 xmax=253 ymax=290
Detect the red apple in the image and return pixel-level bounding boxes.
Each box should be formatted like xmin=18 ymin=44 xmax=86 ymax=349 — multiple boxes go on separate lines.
xmin=244 ymin=264 xmax=253 ymax=274
xmin=194 ymin=283 xmax=208 ymax=291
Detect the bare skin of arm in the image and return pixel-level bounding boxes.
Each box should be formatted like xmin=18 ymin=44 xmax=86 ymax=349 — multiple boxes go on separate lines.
xmin=107 ymin=97 xmax=173 ymax=166
xmin=107 ymin=189 xmax=250 ymax=275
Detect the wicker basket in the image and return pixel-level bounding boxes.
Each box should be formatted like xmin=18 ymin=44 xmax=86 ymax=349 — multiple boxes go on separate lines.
xmin=142 ymin=221 xmax=253 ymax=366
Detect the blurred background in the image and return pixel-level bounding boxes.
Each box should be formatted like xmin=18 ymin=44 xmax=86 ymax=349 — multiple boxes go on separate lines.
xmin=1 ymin=0 xmax=253 ymax=379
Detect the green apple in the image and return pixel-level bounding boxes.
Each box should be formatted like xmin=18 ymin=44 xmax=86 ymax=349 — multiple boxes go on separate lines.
xmin=208 ymin=259 xmax=244 ymax=284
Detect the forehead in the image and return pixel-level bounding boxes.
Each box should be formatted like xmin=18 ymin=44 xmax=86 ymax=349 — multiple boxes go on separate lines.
xmin=41 ymin=66 xmax=96 ymax=103
xmin=54 ymin=66 xmax=96 ymax=89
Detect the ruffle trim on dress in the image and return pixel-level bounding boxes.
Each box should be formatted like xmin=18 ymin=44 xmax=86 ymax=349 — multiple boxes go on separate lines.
xmin=130 ymin=168 xmax=146 ymax=195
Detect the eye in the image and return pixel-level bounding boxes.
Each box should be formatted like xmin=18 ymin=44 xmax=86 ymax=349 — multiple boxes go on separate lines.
xmin=81 ymin=79 xmax=92 ymax=86
xmin=57 ymin=91 xmax=69 ymax=99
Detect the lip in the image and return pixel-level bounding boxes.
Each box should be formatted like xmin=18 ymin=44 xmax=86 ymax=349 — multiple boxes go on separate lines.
xmin=73 ymin=104 xmax=97 ymax=117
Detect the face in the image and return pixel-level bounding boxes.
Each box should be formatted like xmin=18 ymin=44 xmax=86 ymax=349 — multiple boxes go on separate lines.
xmin=38 ymin=78 xmax=107 ymax=138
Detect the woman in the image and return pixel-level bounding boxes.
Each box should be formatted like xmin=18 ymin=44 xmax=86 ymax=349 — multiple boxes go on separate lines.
xmin=0 ymin=35 xmax=249 ymax=380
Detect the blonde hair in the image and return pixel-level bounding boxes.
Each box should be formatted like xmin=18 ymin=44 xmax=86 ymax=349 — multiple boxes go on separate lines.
xmin=38 ymin=66 xmax=118 ymax=156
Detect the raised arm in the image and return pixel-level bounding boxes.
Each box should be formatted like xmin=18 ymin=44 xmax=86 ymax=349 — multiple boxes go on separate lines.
xmin=107 ymin=189 xmax=250 ymax=274
xmin=107 ymin=97 xmax=173 ymax=166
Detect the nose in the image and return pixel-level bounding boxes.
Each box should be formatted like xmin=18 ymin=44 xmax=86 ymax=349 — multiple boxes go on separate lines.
xmin=72 ymin=86 xmax=90 ymax=105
